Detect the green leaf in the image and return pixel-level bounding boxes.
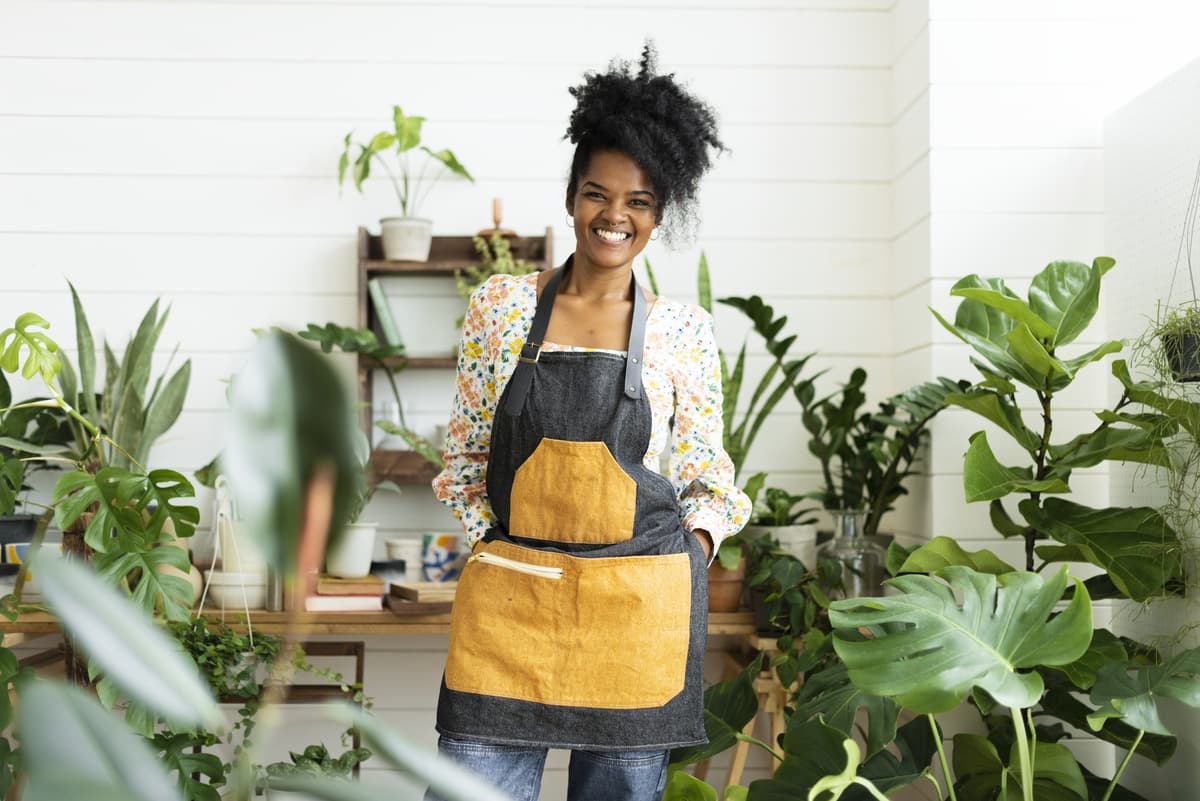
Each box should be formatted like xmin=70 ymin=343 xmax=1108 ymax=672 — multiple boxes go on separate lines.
xmin=744 ymin=718 xmax=855 ymax=801
xmin=946 ymin=389 xmax=1040 ymax=452
xmin=1088 ymin=647 xmax=1200 ymax=735
xmin=897 ymin=536 xmax=1015 ymax=574
xmin=830 ymin=566 xmax=1092 ymax=713
xmin=950 ymin=285 xmax=1056 ymax=339
xmin=1039 ymin=686 xmax=1176 ymax=765
xmin=807 ymin=737 xmax=868 ymax=801
xmin=1060 ymin=339 xmax=1122 ymax=375
xmin=1049 ymin=424 xmax=1169 ymax=471
xmin=963 ymin=432 xmax=1069 ymax=503
xmin=662 ymin=768 xmax=718 ymax=801
xmin=139 ymin=360 xmax=191 ymax=467
xmin=1007 ymin=322 xmax=1070 ymax=381
xmin=989 ymin=499 xmax=1027 ymax=539
xmin=392 ymin=106 xmax=424 ymax=152
xmin=222 ymin=332 xmax=363 ymax=580
xmin=18 ymin=681 xmax=184 ymax=801
xmin=698 ymin=251 xmax=712 ymax=313
xmin=0 ymin=312 xmax=60 ymax=385
xmin=672 ymin=654 xmax=764 ymax=765
xmin=1019 ymin=498 xmax=1183 ymax=602
xmin=1028 ymin=258 xmax=1111 ymax=348
xmin=954 ymin=735 xmax=1087 ymax=801
xmin=1052 ymin=628 xmax=1127 ymax=690
xmin=1113 ymin=359 xmax=1200 ymax=439
xmin=791 ymin=662 xmax=900 ymax=758
xmin=856 ymin=716 xmax=939 ymax=796
xmin=34 ymin=555 xmax=220 ymax=730
xmin=327 ymin=701 xmax=511 ymax=801
xmin=421 ymin=146 xmax=475 ymax=182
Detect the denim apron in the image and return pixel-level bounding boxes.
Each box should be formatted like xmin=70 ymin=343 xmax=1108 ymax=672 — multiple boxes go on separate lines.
xmin=436 ymin=260 xmax=709 ymax=750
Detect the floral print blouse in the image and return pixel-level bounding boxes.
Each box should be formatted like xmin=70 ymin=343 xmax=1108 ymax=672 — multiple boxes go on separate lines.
xmin=432 ymin=272 xmax=751 ymax=552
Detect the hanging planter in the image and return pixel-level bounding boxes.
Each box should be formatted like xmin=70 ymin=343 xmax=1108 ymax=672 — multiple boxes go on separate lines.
xmin=1161 ymin=325 xmax=1200 ymax=382
xmin=1152 ymin=156 xmax=1200 ymax=382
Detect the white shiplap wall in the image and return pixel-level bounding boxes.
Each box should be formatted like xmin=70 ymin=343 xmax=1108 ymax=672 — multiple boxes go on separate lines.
xmin=0 ymin=0 xmax=895 ymax=796
xmin=1104 ymin=55 xmax=1200 ymax=801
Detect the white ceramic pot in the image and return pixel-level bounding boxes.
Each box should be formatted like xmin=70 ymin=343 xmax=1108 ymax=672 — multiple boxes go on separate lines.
xmin=203 ymin=570 xmax=267 ymax=610
xmin=743 ymin=523 xmax=818 ymax=569
xmin=380 ymin=216 xmax=433 ymax=261
xmin=217 ymin=519 xmax=266 ymax=574
xmin=326 ymin=522 xmax=378 ymax=578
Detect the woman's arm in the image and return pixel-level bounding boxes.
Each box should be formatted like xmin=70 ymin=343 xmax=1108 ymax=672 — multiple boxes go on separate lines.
xmin=431 ymin=279 xmax=507 ymax=547
xmin=669 ymin=310 xmax=752 ymax=560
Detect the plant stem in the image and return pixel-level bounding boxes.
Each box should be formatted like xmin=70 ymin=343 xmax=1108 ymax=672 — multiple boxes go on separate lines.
xmin=1028 ymin=390 xmax=1054 ymax=570
xmin=928 ymin=714 xmax=958 ymax=801
xmin=372 ymin=153 xmax=406 ymax=213
xmin=733 ymin=731 xmax=784 ymax=763
xmin=1010 ymin=706 xmax=1034 ymax=801
xmin=1101 ymin=730 xmax=1143 ymax=801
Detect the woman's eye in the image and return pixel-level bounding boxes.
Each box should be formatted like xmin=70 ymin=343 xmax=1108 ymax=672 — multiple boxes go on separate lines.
xmin=585 ymin=191 xmax=605 ymax=200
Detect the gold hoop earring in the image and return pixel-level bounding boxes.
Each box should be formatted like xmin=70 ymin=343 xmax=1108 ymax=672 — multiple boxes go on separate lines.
xmin=649 ymin=227 xmax=660 ymax=242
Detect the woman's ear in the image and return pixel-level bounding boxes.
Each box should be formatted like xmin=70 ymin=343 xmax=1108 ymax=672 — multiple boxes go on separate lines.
xmin=565 ymin=189 xmax=575 ymax=217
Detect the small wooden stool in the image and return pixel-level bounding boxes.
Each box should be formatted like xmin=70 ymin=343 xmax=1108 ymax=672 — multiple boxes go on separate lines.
xmin=695 ymin=635 xmax=793 ymax=789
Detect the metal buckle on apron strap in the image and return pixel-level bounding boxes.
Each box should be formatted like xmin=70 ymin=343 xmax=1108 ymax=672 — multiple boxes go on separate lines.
xmin=518 ymin=341 xmax=542 ymax=365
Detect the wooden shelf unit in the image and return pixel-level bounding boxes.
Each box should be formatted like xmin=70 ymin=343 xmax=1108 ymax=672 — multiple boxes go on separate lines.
xmin=356 ymin=225 xmax=554 ymax=484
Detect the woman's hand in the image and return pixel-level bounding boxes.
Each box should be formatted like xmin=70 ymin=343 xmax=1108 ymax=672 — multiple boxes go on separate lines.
xmin=693 ymin=529 xmax=713 ymax=562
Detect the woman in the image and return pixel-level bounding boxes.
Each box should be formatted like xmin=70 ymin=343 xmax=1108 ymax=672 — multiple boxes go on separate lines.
xmin=430 ymin=44 xmax=751 ymax=801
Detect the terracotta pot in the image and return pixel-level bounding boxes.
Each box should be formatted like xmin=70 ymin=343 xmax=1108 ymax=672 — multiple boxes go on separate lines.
xmin=706 ymin=554 xmax=747 ymax=613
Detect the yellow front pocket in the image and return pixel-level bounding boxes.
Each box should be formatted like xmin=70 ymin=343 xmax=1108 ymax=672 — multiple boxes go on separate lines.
xmin=445 ymin=540 xmax=692 ymax=710
xmin=509 ymin=438 xmax=636 ymax=544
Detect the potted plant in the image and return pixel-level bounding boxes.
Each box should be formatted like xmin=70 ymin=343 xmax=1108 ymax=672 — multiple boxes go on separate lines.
xmin=338 ymin=105 xmax=475 ymax=262
xmin=257 ymin=743 xmax=372 ymax=800
xmin=453 ymin=232 xmax=539 ymax=327
xmin=739 ymin=474 xmax=818 ymax=567
xmin=1152 ymin=302 xmax=1200 ymax=381
xmin=0 ymin=366 xmax=70 ymax=545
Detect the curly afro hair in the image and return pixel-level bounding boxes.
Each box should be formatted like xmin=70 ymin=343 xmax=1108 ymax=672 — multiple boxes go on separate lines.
xmin=565 ymin=42 xmax=725 ymax=246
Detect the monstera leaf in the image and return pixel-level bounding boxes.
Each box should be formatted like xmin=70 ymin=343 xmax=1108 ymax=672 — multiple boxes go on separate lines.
xmin=830 ymin=566 xmax=1092 ymax=713
xmin=1088 ymin=647 xmax=1200 ymax=736
xmin=671 ymin=653 xmax=764 ymax=766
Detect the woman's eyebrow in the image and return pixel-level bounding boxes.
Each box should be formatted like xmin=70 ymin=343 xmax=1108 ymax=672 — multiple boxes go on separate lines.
xmin=581 ymin=180 xmax=656 ymax=198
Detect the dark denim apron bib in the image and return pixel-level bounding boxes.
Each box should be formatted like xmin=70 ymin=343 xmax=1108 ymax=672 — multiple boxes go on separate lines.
xmin=436 ymin=260 xmax=709 ymax=750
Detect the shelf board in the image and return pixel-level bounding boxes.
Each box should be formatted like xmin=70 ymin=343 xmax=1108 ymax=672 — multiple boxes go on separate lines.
xmin=358 ymin=354 xmax=456 ymax=370
xmin=369 ymin=448 xmax=441 ymax=484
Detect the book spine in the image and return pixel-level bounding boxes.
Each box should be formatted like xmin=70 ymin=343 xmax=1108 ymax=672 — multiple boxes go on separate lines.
xmin=367 ymin=277 xmax=404 ymax=347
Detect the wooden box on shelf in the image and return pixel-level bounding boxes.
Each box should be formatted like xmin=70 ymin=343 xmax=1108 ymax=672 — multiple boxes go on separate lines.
xmin=357 ymin=226 xmax=554 ymax=484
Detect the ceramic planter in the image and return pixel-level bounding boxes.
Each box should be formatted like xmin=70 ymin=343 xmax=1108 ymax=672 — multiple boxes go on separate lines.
xmin=325 ymin=522 xmax=378 ymax=578
xmin=380 ymin=217 xmax=433 ymax=261
xmin=742 ymin=523 xmax=818 ymax=569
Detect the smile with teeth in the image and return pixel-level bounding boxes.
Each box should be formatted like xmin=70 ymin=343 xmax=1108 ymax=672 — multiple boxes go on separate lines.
xmin=593 ymin=228 xmax=631 ymax=242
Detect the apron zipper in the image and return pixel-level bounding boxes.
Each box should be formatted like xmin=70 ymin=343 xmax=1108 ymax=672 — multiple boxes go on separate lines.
xmin=468 ymin=551 xmax=564 ymax=579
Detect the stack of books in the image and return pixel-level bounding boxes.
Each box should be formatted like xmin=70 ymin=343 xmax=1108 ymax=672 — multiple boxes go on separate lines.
xmin=304 ymin=573 xmax=386 ymax=612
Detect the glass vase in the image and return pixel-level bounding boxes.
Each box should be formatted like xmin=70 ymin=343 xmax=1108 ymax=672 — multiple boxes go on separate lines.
xmin=818 ymin=509 xmax=887 ymax=598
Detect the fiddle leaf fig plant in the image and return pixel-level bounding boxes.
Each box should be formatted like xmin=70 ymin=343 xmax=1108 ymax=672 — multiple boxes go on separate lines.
xmin=931 ymin=258 xmax=1187 ymax=597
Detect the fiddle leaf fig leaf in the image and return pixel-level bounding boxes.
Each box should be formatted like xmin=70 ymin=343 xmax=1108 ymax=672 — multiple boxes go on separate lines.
xmin=963 ymin=432 xmax=1069 ymax=503
xmin=951 ymin=284 xmax=1056 ymax=340
xmin=897 ymin=536 xmax=1015 ymax=575
xmin=1061 ymin=339 xmax=1123 ymax=375
xmin=1113 ymin=359 xmax=1200 ymax=439
xmin=830 ymin=566 xmax=1092 ymax=713
xmin=1028 ymin=258 xmax=1113 ymax=348
xmin=1019 ymin=498 xmax=1183 ymax=602
xmin=1088 ymin=647 xmax=1200 ymax=736
xmin=0 ymin=312 xmax=60 ymax=385
xmin=946 ymin=389 xmax=1040 ymax=452
xmin=990 ymin=499 xmax=1027 ymax=538
xmin=1048 ymin=425 xmax=1169 ymax=470
xmin=1007 ymin=322 xmax=1070 ymax=381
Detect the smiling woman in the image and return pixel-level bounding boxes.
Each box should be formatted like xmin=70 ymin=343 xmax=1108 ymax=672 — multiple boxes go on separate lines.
xmin=428 ymin=42 xmax=749 ymax=801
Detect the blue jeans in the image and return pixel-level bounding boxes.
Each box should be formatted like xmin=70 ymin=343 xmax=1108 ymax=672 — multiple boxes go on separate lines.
xmin=426 ymin=735 xmax=670 ymax=801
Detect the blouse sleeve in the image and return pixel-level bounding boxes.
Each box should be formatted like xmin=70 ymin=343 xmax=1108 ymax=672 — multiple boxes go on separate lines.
xmin=431 ymin=279 xmax=504 ymax=546
xmin=669 ymin=309 xmax=752 ymax=553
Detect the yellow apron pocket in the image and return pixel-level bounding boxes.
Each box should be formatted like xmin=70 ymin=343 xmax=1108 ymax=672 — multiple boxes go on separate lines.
xmin=509 ymin=438 xmax=636 ymax=544
xmin=445 ymin=541 xmax=691 ymax=710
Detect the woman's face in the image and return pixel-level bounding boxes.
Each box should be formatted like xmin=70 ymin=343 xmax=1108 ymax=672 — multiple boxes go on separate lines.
xmin=566 ymin=149 xmax=659 ymax=273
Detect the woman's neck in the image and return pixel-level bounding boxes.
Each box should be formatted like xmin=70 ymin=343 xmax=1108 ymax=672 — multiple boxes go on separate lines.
xmin=561 ymin=256 xmax=633 ymax=302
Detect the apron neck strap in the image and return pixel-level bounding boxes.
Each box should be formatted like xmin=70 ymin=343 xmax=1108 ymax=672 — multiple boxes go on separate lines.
xmin=503 ymin=255 xmax=648 ymax=417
